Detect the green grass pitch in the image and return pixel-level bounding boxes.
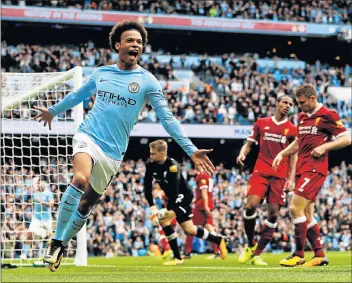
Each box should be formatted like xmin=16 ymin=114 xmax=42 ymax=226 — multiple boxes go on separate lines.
xmin=2 ymin=251 xmax=351 ymax=282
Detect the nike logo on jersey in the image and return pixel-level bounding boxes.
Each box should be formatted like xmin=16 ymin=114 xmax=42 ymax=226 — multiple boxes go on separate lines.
xmin=100 ymin=78 xmax=109 ymax=83
xmin=300 ymin=121 xmax=304 ymax=124
xmin=64 ymin=200 xmax=75 ymax=206
xmin=264 ymin=126 xmax=270 ymax=129
xmin=153 ymin=173 xmax=157 ymax=175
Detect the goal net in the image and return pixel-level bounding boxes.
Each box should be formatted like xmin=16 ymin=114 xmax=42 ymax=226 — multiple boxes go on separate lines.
xmin=1 ymin=67 xmax=87 ymax=267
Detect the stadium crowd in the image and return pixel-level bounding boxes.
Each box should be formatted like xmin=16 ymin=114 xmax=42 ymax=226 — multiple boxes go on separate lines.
xmin=1 ymin=156 xmax=351 ymax=258
xmin=2 ymin=41 xmax=351 ymax=127
xmin=2 ymin=0 xmax=351 ymax=25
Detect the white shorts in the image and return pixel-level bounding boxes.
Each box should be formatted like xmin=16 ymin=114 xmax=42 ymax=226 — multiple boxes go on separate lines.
xmin=72 ymin=132 xmax=121 ymax=194
xmin=29 ymin=217 xmax=52 ymax=237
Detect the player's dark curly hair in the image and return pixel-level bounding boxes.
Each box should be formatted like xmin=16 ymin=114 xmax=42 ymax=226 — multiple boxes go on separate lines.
xmin=109 ymin=20 xmax=148 ymax=52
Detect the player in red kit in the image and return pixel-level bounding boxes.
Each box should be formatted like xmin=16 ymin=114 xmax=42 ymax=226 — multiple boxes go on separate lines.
xmin=236 ymin=95 xmax=298 ymax=265
xmin=184 ymin=172 xmax=220 ymax=259
xmin=273 ymin=84 xmax=351 ymax=267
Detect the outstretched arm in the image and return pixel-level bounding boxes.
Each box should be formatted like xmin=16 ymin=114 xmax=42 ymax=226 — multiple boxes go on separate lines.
xmin=33 ymin=78 xmax=96 ymax=129
xmin=148 ymin=90 xmax=215 ymax=174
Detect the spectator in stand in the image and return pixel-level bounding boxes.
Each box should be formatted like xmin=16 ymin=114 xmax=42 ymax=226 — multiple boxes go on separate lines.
xmin=2 ymin=41 xmax=350 ymax=126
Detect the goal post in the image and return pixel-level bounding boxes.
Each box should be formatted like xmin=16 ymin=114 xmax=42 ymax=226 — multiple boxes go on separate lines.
xmin=1 ymin=66 xmax=87 ymax=266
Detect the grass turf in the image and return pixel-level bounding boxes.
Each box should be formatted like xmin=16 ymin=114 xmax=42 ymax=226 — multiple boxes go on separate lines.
xmin=2 ymin=251 xmax=351 ymax=282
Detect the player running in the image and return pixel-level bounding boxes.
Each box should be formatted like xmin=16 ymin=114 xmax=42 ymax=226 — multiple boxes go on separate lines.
xmin=144 ymin=140 xmax=228 ymax=266
xmin=273 ymin=84 xmax=351 ymax=267
xmin=236 ymin=95 xmax=298 ymax=265
xmin=33 ymin=20 xmax=215 ymax=272
xmin=184 ymin=172 xmax=220 ymax=259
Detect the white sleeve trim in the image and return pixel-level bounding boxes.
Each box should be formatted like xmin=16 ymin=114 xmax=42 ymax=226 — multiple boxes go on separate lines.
xmin=247 ymin=138 xmax=258 ymax=145
xmin=199 ymin=185 xmax=208 ymax=190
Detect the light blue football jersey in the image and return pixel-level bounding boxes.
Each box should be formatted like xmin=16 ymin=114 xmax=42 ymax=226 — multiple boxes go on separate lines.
xmin=49 ymin=65 xmax=197 ymax=160
xmin=33 ymin=190 xmax=54 ymax=221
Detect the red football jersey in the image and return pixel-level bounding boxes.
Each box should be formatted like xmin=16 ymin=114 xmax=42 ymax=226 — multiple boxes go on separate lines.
xmin=248 ymin=116 xmax=297 ymax=179
xmin=297 ymin=104 xmax=348 ymax=176
xmin=195 ymin=172 xmax=214 ymax=210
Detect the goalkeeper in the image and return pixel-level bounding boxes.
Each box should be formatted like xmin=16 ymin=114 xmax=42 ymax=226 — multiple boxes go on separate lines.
xmin=33 ymin=20 xmax=215 ymax=272
xmin=144 ymin=140 xmax=228 ymax=266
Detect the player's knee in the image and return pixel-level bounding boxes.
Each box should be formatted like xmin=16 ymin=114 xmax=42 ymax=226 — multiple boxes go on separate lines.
xmin=184 ymin=228 xmax=195 ymax=236
xmin=267 ymin=207 xmax=279 ymax=223
xmin=183 ymin=225 xmax=197 ymax=236
xmin=244 ymin=207 xmax=257 ymax=218
xmin=204 ymin=223 xmax=213 ymax=232
xmin=72 ymin=173 xmax=90 ymax=190
xmin=245 ymin=199 xmax=258 ymax=213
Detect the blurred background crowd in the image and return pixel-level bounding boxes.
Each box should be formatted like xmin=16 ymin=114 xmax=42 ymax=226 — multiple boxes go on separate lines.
xmin=2 ymin=41 xmax=351 ymax=127
xmin=2 ymin=0 xmax=352 ymax=25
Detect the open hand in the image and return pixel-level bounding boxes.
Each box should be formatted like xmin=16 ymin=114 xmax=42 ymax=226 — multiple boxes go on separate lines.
xmin=191 ymin=149 xmax=215 ymax=175
xmin=236 ymin=153 xmax=246 ymax=166
xmin=272 ymin=153 xmax=283 ymax=170
xmin=32 ymin=105 xmax=54 ymax=130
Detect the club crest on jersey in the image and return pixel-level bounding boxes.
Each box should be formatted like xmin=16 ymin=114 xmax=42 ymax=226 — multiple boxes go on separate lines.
xmin=283 ymin=128 xmax=289 ymax=135
xmin=128 ymin=82 xmax=140 ymax=93
xmin=78 ymin=142 xmax=87 ymax=148
xmin=169 ymin=165 xmax=178 ymax=173
xmin=314 ymin=117 xmax=321 ymax=126
xmin=335 ymin=120 xmax=344 ymax=128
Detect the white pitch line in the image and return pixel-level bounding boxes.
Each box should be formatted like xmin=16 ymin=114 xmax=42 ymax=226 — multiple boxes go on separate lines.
xmin=89 ymin=264 xmax=116 ymax=268
xmin=87 ymin=265 xmax=351 ymax=270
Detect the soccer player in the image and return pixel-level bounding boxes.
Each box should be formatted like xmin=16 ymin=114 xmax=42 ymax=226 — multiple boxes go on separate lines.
xmin=22 ymin=178 xmax=54 ymax=259
xmin=144 ymin=140 xmax=228 ymax=265
xmin=33 ymin=20 xmax=215 ymax=272
xmin=273 ymin=84 xmax=351 ymax=267
xmin=29 ymin=179 xmax=54 ymax=238
xmin=236 ymin=95 xmax=298 ymax=265
xmin=184 ymin=171 xmax=220 ymax=259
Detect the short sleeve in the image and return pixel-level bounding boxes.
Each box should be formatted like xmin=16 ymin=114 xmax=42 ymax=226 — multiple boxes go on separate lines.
xmin=325 ymin=111 xmax=348 ymax=137
xmin=289 ymin=125 xmax=298 ymax=141
xmin=198 ymin=178 xmax=209 ymax=190
xmin=248 ymin=120 xmax=260 ymax=144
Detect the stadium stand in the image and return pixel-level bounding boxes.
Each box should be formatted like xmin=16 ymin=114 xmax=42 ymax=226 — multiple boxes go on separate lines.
xmin=2 ymin=0 xmax=351 ymax=25
xmin=1 ymin=42 xmax=351 ymax=126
